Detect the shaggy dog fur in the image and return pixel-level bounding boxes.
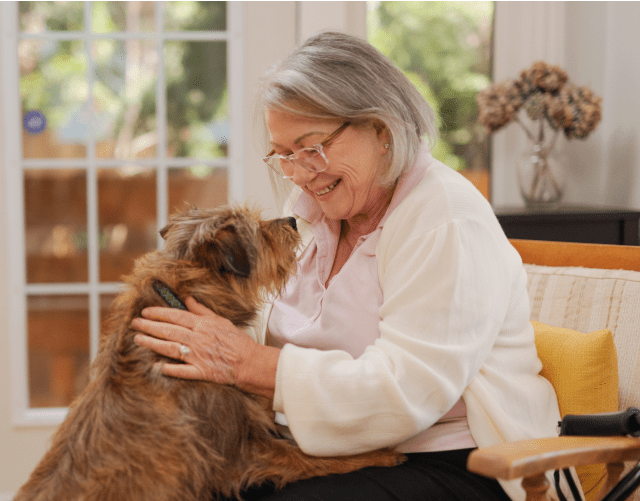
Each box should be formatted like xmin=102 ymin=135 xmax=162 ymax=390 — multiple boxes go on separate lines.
xmin=15 ymin=206 xmax=403 ymax=501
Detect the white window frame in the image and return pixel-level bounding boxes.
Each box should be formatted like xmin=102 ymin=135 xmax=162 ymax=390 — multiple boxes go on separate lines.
xmin=2 ymin=1 xmax=243 ymax=426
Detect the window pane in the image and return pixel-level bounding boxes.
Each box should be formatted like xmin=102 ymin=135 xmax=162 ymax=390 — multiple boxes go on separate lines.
xmin=28 ymin=295 xmax=90 ymax=408
xmin=165 ymin=1 xmax=226 ymax=31
xmin=19 ymin=1 xmax=84 ymax=32
xmin=165 ymin=41 xmax=228 ymax=159
xmin=168 ymin=166 xmax=228 ymax=214
xmin=20 ymin=39 xmax=88 ymax=159
xmin=368 ymin=1 xmax=494 ymax=200
xmin=98 ymin=167 xmax=157 ymax=282
xmin=92 ymin=1 xmax=156 ymax=33
xmin=93 ymin=40 xmax=158 ymax=159
xmin=25 ymin=169 xmax=88 ymax=283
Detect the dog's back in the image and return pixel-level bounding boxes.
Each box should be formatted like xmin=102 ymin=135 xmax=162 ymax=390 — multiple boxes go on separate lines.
xmin=16 ymin=367 xmax=277 ymax=500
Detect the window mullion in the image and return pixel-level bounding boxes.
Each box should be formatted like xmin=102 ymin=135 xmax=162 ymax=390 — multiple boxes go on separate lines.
xmin=84 ymin=1 xmax=101 ymax=360
xmin=3 ymin=1 xmax=31 ymax=424
xmin=18 ymin=31 xmax=228 ymax=42
xmin=25 ymin=282 xmax=121 ymax=295
xmin=228 ymin=2 xmax=244 ymax=203
xmin=156 ymin=1 xmax=168 ymax=245
xmin=23 ymin=158 xmax=229 ymax=169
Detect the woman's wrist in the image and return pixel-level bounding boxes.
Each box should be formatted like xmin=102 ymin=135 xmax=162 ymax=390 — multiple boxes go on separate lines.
xmin=236 ymin=343 xmax=281 ymax=399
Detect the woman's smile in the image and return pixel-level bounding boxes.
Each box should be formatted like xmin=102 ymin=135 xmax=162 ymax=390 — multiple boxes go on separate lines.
xmin=315 ymin=178 xmax=341 ymax=196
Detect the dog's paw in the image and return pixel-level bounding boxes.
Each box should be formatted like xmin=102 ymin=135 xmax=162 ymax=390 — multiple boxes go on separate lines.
xmin=377 ymin=449 xmax=407 ymax=467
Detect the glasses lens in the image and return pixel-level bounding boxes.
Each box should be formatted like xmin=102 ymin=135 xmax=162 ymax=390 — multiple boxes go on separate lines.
xmin=297 ymin=147 xmax=327 ymax=173
xmin=264 ymin=146 xmax=328 ymax=177
xmin=264 ymin=155 xmax=292 ymax=177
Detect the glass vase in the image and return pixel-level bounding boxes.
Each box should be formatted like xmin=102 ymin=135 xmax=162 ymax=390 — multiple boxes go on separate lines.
xmin=517 ymin=128 xmax=565 ymax=209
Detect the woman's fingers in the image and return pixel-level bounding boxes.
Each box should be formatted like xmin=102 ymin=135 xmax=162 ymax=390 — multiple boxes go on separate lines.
xmin=134 ymin=333 xmax=183 ymax=360
xmin=130 ymin=298 xmax=255 ymax=386
xmin=184 ymin=296 xmax=216 ymax=317
xmin=131 ymin=316 xmax=187 ymax=343
xmin=159 ymin=362 xmax=205 ymax=380
xmin=139 ymin=306 xmax=195 ymax=327
xmin=137 ymin=298 xmax=216 ymax=332
xmin=134 ymin=334 xmax=206 ymax=380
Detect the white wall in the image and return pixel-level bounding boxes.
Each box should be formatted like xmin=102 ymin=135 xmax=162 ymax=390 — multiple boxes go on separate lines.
xmin=566 ymin=1 xmax=640 ymax=208
xmin=491 ymin=1 xmax=640 ymax=209
xmin=298 ymin=1 xmax=366 ymax=42
xmin=238 ymin=2 xmax=297 ymax=218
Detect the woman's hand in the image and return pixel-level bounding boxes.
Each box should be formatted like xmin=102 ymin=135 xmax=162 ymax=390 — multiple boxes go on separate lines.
xmin=131 ymin=297 xmax=280 ymax=398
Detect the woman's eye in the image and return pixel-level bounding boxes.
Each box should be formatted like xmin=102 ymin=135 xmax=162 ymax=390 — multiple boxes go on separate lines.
xmin=300 ymin=148 xmax=321 ymax=159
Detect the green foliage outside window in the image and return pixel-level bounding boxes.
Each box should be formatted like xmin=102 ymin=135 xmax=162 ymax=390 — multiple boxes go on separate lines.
xmin=368 ymin=1 xmax=494 ymax=173
xmin=18 ymin=1 xmax=228 ymax=160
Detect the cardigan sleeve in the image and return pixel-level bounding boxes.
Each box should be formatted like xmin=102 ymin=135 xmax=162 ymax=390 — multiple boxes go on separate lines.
xmin=272 ymin=213 xmax=526 ymax=456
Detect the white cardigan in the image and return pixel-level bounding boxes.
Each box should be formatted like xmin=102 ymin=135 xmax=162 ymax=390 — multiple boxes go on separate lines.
xmin=249 ymin=148 xmax=571 ymax=501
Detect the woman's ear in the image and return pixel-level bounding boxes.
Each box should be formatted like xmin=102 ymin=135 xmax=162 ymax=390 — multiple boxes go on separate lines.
xmin=373 ymin=121 xmax=391 ymax=154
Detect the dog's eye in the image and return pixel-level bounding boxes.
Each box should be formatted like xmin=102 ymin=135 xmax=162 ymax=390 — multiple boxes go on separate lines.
xmin=198 ymin=226 xmax=253 ymax=278
xmin=221 ymin=248 xmax=251 ymax=278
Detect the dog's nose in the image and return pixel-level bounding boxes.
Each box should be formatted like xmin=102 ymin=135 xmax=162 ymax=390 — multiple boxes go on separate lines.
xmin=285 ymin=217 xmax=297 ymax=230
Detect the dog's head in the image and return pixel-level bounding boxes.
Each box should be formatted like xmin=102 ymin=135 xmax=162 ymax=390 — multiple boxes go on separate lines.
xmin=159 ymin=205 xmax=299 ymax=296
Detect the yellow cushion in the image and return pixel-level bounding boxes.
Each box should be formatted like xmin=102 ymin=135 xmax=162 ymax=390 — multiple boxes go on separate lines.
xmin=533 ymin=321 xmax=619 ymax=501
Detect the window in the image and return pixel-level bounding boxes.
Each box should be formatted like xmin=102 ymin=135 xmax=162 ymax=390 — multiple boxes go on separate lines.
xmin=4 ymin=1 xmax=242 ymax=424
xmin=367 ymin=1 xmax=494 ymax=200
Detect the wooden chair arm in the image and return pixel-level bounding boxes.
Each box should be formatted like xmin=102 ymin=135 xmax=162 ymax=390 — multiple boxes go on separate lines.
xmin=468 ymin=436 xmax=640 ymax=481
xmin=509 ymin=239 xmax=640 ymax=272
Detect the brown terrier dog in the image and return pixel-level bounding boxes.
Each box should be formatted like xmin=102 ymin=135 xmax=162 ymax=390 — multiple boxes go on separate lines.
xmin=15 ymin=206 xmax=403 ymax=501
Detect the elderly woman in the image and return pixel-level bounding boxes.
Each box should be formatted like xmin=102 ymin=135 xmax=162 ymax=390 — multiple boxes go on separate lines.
xmin=132 ymin=32 xmax=578 ymax=501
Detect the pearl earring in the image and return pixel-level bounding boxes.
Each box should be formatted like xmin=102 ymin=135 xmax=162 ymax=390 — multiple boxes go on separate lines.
xmin=384 ymin=144 xmax=390 ymax=149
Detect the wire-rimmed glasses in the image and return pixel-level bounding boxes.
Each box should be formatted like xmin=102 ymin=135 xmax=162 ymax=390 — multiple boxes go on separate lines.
xmin=263 ymin=122 xmax=351 ymax=179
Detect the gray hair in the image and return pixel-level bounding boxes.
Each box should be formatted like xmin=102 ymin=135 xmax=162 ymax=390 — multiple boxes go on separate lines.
xmin=257 ymin=30 xmax=437 ymax=202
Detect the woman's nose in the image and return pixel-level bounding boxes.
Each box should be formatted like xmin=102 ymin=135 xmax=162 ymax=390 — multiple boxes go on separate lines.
xmin=290 ymin=161 xmax=317 ymax=185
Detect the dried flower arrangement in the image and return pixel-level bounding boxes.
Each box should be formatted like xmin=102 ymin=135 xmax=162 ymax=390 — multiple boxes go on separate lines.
xmin=476 ymin=61 xmax=602 ymax=142
xmin=476 ymin=61 xmax=603 ymax=207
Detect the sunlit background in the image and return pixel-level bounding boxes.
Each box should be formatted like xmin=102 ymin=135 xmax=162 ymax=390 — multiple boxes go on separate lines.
xmin=368 ymin=1 xmax=493 ymax=199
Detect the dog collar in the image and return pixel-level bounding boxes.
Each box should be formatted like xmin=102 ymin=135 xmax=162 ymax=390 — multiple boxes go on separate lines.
xmin=152 ymin=280 xmax=187 ymax=310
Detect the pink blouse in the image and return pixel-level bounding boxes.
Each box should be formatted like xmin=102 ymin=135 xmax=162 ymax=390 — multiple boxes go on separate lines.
xmin=267 ymin=154 xmax=477 ymax=452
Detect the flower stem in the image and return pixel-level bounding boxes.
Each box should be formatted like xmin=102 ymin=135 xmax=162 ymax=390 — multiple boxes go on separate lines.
xmin=538 ymin=118 xmax=544 ymax=144
xmin=515 ymin=116 xmax=535 ymax=142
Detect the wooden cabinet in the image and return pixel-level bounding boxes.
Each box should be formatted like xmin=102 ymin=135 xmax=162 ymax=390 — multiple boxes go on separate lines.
xmin=494 ymin=206 xmax=640 ymax=246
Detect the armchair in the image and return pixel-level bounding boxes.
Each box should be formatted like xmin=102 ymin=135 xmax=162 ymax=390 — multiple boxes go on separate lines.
xmin=467 ymin=240 xmax=640 ymax=501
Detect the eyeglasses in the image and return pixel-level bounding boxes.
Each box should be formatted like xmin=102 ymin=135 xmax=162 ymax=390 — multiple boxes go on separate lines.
xmin=263 ymin=122 xmax=350 ymax=179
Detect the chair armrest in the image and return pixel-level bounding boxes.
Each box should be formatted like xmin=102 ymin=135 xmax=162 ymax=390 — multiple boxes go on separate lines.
xmin=468 ymin=436 xmax=640 ymax=481
xmin=509 ymin=239 xmax=640 ymax=272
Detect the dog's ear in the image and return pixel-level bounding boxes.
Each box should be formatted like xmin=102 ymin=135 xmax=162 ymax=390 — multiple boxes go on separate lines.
xmin=159 ymin=223 xmax=171 ymax=240
xmin=160 ymin=205 xmax=200 ymax=240
xmin=196 ymin=226 xmax=252 ymax=278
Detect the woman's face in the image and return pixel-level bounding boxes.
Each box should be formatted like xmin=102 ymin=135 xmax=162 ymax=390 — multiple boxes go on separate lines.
xmin=265 ymin=109 xmax=391 ymax=222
